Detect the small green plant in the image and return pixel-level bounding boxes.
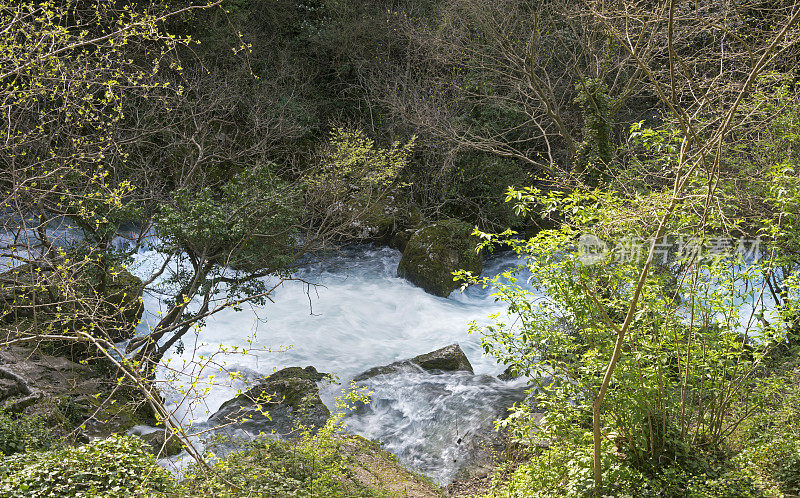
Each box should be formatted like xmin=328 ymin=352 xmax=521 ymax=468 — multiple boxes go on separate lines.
xmin=0 ymin=435 xmax=173 ymax=497
xmin=0 ymin=410 xmax=55 ymax=456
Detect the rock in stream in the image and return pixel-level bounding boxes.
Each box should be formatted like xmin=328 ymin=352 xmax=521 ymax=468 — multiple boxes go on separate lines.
xmin=207 ymin=366 xmax=331 ymax=438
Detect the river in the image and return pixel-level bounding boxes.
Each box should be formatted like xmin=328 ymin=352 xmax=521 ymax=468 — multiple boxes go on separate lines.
xmin=130 ymin=244 xmax=528 ymax=484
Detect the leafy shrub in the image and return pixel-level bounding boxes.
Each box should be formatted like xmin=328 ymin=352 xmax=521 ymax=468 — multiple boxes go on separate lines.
xmin=482 ymin=435 xmax=765 ymax=498
xmin=0 ymin=435 xmax=173 ymax=497
xmin=482 ymin=436 xmax=646 ymax=498
xmin=180 ymin=382 xmax=377 ymax=497
xmin=0 ymin=410 xmax=55 ymax=456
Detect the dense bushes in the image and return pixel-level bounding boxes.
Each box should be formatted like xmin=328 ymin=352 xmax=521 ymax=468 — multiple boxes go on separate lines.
xmin=442 ymin=154 xmax=531 ymax=230
xmin=482 ymin=438 xmax=765 ymax=498
xmin=0 ymin=396 xmax=407 ymax=498
xmin=467 ymin=157 xmax=800 ymax=495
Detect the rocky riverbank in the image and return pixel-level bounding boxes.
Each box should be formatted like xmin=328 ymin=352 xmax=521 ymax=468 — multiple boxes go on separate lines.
xmin=196 ymin=343 xmax=526 ymax=492
xmin=0 ymin=312 xmax=526 ymax=496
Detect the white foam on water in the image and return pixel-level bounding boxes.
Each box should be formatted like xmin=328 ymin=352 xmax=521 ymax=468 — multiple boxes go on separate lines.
xmin=128 ymin=244 xmax=528 ymax=483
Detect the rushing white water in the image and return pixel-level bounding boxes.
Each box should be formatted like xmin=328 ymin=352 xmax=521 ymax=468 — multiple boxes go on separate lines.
xmin=0 ymin=218 xmax=529 ymax=482
xmin=345 ymin=369 xmax=527 ymax=483
xmin=9 ymin=219 xmax=783 ymax=484
xmin=129 ymin=244 xmax=528 ymax=484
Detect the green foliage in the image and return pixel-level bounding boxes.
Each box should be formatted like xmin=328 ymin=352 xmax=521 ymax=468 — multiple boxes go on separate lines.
xmin=0 ymin=411 xmax=55 ymax=457
xmin=157 ymin=162 xmax=302 ymax=273
xmin=179 ymin=436 xmax=399 ymax=498
xmin=306 ymin=128 xmax=415 ymax=205
xmin=709 ymin=74 xmax=800 ymax=284
xmin=482 ymin=437 xmax=642 ymax=497
xmin=0 ymin=0 xmax=186 ymax=247
xmin=466 ymin=181 xmax=797 ymax=495
xmin=474 ymin=81 xmax=800 ymax=495
xmin=303 ymin=128 xmax=416 ymax=238
xmin=627 ymin=120 xmax=685 ymax=183
xmin=774 ymin=444 xmax=800 ymax=495
xmin=0 ymin=435 xmax=173 ymax=497
xmin=0 ymin=0 xmax=211 ymax=366
xmin=482 ymin=435 xmax=765 ymax=498
xmin=180 ymin=382 xmax=379 ymax=497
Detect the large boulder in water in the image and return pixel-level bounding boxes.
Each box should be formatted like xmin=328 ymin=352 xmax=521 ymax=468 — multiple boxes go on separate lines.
xmin=397 ymin=219 xmax=482 ymax=297
xmin=208 ymin=366 xmax=330 ymax=437
xmin=353 ymin=344 xmax=474 ymax=382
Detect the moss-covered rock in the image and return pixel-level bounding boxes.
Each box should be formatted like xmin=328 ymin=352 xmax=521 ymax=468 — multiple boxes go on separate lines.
xmin=353 ymin=343 xmax=474 ymax=382
xmin=0 ymin=264 xmax=143 ymax=344
xmin=264 ymin=365 xmax=327 ymax=383
xmin=0 ymin=345 xmax=156 ymax=440
xmin=82 ymin=384 xmax=159 ymax=438
xmin=397 ymin=219 xmax=482 ymax=297
xmin=208 ymin=366 xmax=330 ymax=437
xmin=140 ymin=429 xmax=183 ymax=457
xmin=412 ymin=343 xmax=474 ymax=372
xmin=337 ymin=435 xmax=442 ymax=497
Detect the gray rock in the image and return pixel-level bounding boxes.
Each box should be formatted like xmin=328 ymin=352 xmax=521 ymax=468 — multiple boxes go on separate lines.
xmin=140 ymin=429 xmax=183 ymax=457
xmin=498 ymin=365 xmax=522 ymax=381
xmin=263 ymin=366 xmax=327 ymax=382
xmin=354 ymin=344 xmax=474 ymax=382
xmin=397 ymin=219 xmax=482 ymax=297
xmin=208 ymin=366 xmax=330 ymax=437
xmin=0 ymin=346 xmax=158 ymax=437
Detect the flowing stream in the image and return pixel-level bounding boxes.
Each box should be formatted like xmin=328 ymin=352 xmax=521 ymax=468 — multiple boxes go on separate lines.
xmin=130 ymin=244 xmax=529 ymax=484
xmin=2 ymin=220 xmax=784 ymax=484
